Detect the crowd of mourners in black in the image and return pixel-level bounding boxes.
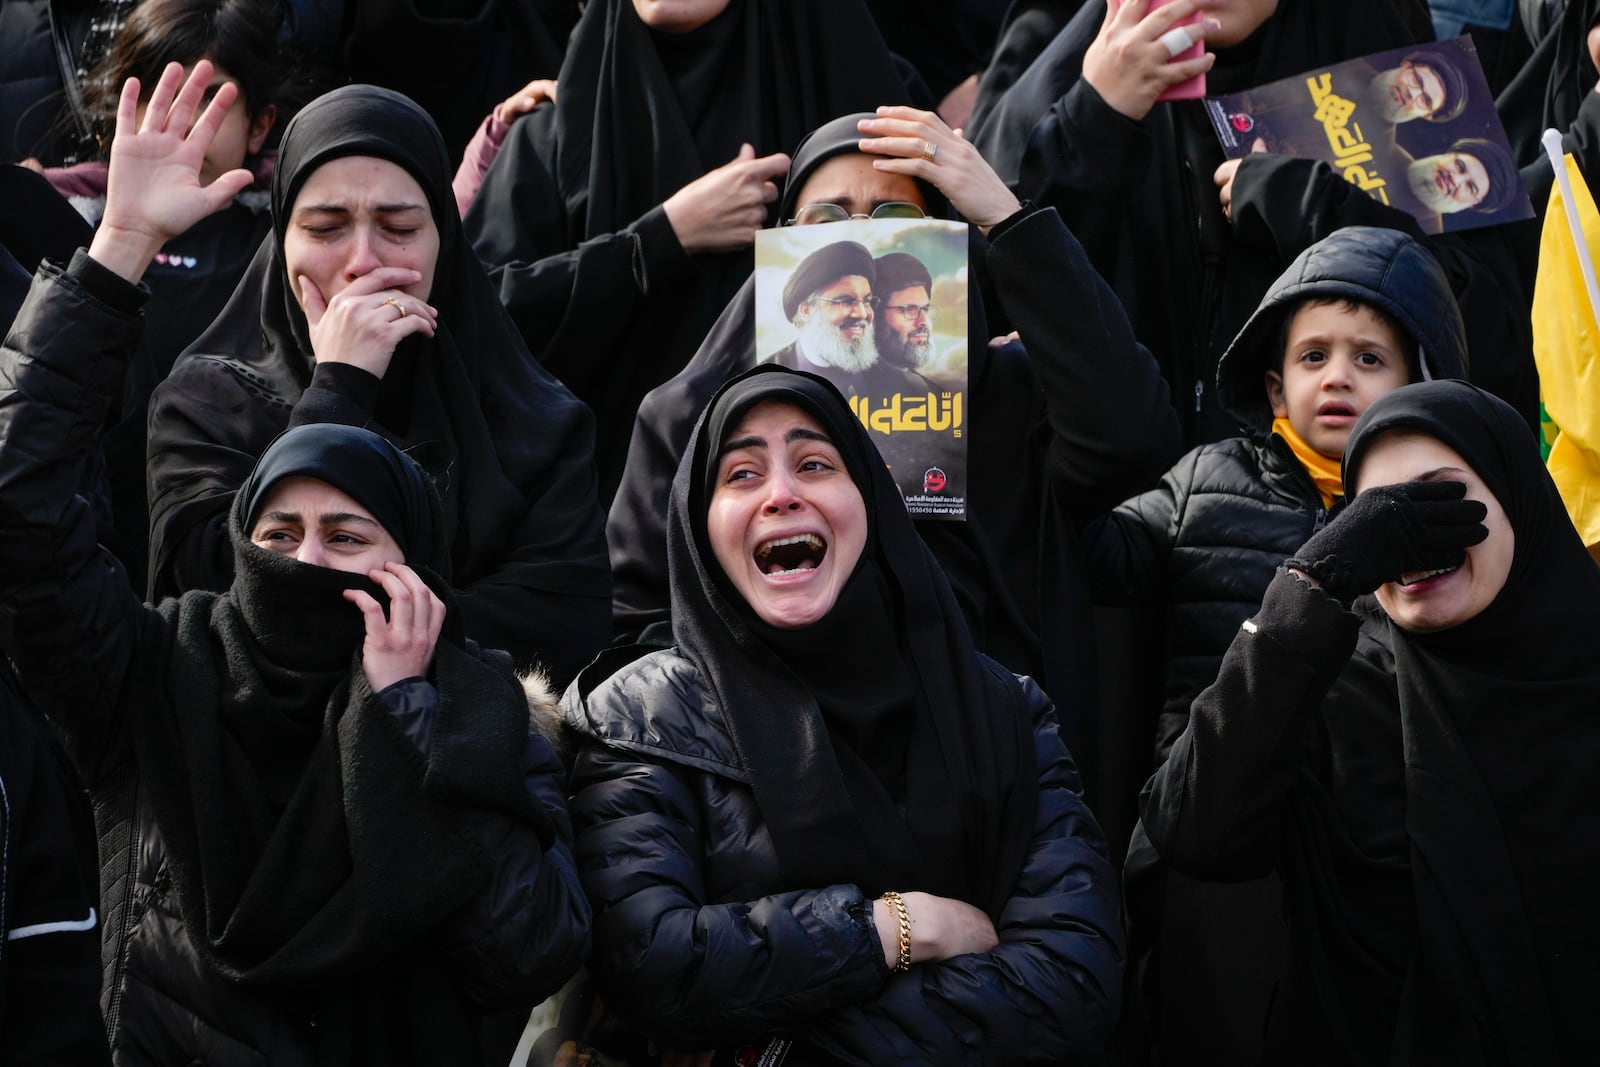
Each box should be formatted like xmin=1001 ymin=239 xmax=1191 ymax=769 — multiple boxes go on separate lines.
xmin=1 ymin=0 xmax=1597 ymax=1064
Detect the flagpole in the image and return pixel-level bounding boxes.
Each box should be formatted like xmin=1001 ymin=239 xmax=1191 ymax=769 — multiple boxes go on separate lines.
xmin=1544 ymin=127 xmax=1600 ymax=332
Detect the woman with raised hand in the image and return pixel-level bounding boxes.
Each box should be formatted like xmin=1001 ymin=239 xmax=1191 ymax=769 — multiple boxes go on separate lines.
xmin=565 ymin=366 xmax=1124 ymax=1064
xmin=0 ymin=62 xmax=589 ymax=1065
xmin=145 ymin=80 xmax=610 ymax=685
xmin=1139 ymin=380 xmax=1600 ymax=1062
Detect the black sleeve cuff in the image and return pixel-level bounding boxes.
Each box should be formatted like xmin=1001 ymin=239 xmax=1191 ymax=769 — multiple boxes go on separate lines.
xmin=288 ymin=361 xmax=382 ymax=427
xmin=67 ymin=248 xmax=149 ymax=315
xmin=1251 ymin=568 xmax=1361 ymax=674
xmin=983 ymin=201 xmax=1042 ymax=244
xmin=630 ymin=204 xmax=691 ymax=295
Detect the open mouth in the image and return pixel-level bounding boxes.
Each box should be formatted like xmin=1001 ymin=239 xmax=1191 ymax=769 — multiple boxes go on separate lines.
xmin=754 ymin=533 xmax=827 ymax=575
xmin=1397 ymin=563 xmax=1460 ymax=587
xmin=1318 ymin=401 xmax=1356 ymax=417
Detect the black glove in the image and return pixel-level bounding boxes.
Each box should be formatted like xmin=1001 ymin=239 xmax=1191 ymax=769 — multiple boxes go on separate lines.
xmin=1286 ymin=480 xmax=1488 ymax=603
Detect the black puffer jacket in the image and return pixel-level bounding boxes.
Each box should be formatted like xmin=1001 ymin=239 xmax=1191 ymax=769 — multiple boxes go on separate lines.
xmin=0 ymin=256 xmax=590 ymax=1066
xmin=1080 ymin=227 xmax=1467 ymax=760
xmin=562 ymin=648 xmax=1125 ymax=1065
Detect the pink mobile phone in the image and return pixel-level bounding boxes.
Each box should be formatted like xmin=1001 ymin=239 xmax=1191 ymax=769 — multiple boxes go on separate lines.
xmin=1147 ymin=0 xmax=1207 ymax=102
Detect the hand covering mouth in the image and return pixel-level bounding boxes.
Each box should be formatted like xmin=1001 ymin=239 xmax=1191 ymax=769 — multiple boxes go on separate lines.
xmin=1397 ymin=562 xmax=1461 ymax=586
xmin=755 ymin=533 xmax=828 ymax=575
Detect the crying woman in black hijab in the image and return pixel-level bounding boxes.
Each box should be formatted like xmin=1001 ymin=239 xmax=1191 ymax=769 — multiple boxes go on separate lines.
xmin=145 ymin=83 xmax=611 ymax=686
xmin=1139 ymin=380 xmax=1600 ymax=1062
xmin=464 ymin=0 xmax=908 ymax=502
xmin=563 ymin=366 xmax=1123 ymax=1063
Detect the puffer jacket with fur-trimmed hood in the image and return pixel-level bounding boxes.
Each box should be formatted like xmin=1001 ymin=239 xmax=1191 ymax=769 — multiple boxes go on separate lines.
xmin=1081 ymin=226 xmax=1468 ymax=762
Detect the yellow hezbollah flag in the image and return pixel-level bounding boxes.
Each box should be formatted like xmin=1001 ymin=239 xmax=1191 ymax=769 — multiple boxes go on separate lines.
xmin=1532 ymin=151 xmax=1600 ymax=553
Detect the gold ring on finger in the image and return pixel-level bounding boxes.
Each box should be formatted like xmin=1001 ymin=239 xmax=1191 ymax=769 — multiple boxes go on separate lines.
xmin=920 ymin=139 xmax=938 ymax=162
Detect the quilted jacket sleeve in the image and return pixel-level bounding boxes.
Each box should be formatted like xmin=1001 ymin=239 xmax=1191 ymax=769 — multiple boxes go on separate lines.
xmin=798 ymin=677 xmax=1126 ymax=1065
xmin=0 ymin=254 xmax=154 ymax=785
xmin=569 ymin=741 xmax=891 ymax=1050
xmin=569 ymin=675 xmax=1126 ymax=1064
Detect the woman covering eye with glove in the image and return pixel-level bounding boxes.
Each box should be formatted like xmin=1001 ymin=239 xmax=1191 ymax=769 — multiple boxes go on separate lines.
xmin=1133 ymin=380 xmax=1600 ymax=1065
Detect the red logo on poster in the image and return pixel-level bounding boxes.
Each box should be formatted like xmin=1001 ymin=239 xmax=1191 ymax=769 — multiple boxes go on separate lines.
xmin=735 ymin=1047 xmax=758 ymax=1067
xmin=923 ymin=468 xmax=947 ymax=493
xmin=1229 ymin=113 xmax=1255 ymax=133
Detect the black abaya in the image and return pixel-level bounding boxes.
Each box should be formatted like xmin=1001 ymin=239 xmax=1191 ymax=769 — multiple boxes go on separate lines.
xmin=464 ymin=0 xmax=907 ymax=502
xmin=1141 ymin=381 xmax=1600 ymax=1063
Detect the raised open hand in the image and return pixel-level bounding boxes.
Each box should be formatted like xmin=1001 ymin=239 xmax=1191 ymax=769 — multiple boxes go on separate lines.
xmin=89 ymin=60 xmax=254 ymax=282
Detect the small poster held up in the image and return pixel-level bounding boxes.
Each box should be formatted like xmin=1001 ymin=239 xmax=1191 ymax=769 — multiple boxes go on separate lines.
xmin=1205 ymin=36 xmax=1532 ymax=235
xmin=754 ymin=217 xmax=969 ymax=521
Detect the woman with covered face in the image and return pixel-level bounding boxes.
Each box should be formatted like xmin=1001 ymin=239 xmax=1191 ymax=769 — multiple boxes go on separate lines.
xmin=0 ymin=63 xmax=589 ymax=1064
xmin=1138 ymin=380 xmax=1600 ymax=1062
xmin=564 ymin=365 xmax=1124 ymax=1064
xmin=144 ymin=80 xmax=610 ymax=686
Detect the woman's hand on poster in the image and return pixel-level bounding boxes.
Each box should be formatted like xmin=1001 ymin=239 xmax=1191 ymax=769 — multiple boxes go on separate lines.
xmin=90 ymin=60 xmax=254 ymax=282
xmin=857 ymin=106 xmax=1020 ymax=235
xmin=297 ymin=267 xmax=438 ymax=379
xmin=345 ymin=561 xmax=446 ymax=692
xmin=1214 ymin=137 xmax=1267 ymax=219
xmin=1081 ymin=0 xmax=1218 ymax=121
xmin=663 ymin=143 xmax=791 ymax=254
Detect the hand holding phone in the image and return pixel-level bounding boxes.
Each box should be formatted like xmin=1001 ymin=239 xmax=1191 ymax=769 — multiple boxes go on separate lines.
xmin=1084 ymin=0 xmax=1215 ymax=119
xmin=1148 ymin=0 xmax=1207 ymax=101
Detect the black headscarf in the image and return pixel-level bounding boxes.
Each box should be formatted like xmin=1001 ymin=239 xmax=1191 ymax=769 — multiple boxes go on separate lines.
xmin=668 ymin=366 xmax=1038 ymax=917
xmin=239 ymin=423 xmax=443 ymax=572
xmin=1343 ymin=381 xmax=1600 ymax=1061
xmin=463 ymin=0 xmax=908 ymax=501
xmin=1497 ymin=0 xmax=1600 ymax=166
xmin=134 ymin=424 xmax=553 ymax=1063
xmin=147 ymin=84 xmax=609 ymax=680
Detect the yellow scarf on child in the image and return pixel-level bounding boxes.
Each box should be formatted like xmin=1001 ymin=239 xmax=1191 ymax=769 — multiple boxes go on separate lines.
xmin=1272 ymin=417 xmax=1343 ymax=509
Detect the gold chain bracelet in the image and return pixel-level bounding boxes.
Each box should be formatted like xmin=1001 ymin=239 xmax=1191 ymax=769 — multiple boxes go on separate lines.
xmin=880 ymin=891 xmax=912 ymax=972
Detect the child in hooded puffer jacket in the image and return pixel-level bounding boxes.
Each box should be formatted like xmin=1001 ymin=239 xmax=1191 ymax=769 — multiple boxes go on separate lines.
xmin=1081 ymin=225 xmax=1468 ymax=765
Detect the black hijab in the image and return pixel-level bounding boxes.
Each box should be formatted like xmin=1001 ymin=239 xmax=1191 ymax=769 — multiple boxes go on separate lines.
xmin=612 ymin=116 xmax=1061 ymax=694
xmin=463 ymin=0 xmax=908 ymax=501
xmin=135 ymin=423 xmax=552 ymax=1063
xmin=539 ymin=0 xmax=906 ymax=241
xmin=1498 ymin=0 xmax=1600 ymax=167
xmin=238 ymin=422 xmax=443 ymax=572
xmin=147 ymin=84 xmax=609 ymax=678
xmin=1343 ymin=381 xmax=1600 ymax=1061
xmin=668 ymin=366 xmax=1038 ymax=917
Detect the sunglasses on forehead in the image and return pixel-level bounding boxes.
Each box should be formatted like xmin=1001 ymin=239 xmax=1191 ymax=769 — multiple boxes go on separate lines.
xmin=788 ymin=201 xmax=928 ymax=226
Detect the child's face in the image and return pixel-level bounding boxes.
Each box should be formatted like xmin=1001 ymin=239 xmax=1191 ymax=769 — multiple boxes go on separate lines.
xmin=1266 ymin=301 xmax=1411 ymax=459
xmin=135 ymin=62 xmax=274 ymax=188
